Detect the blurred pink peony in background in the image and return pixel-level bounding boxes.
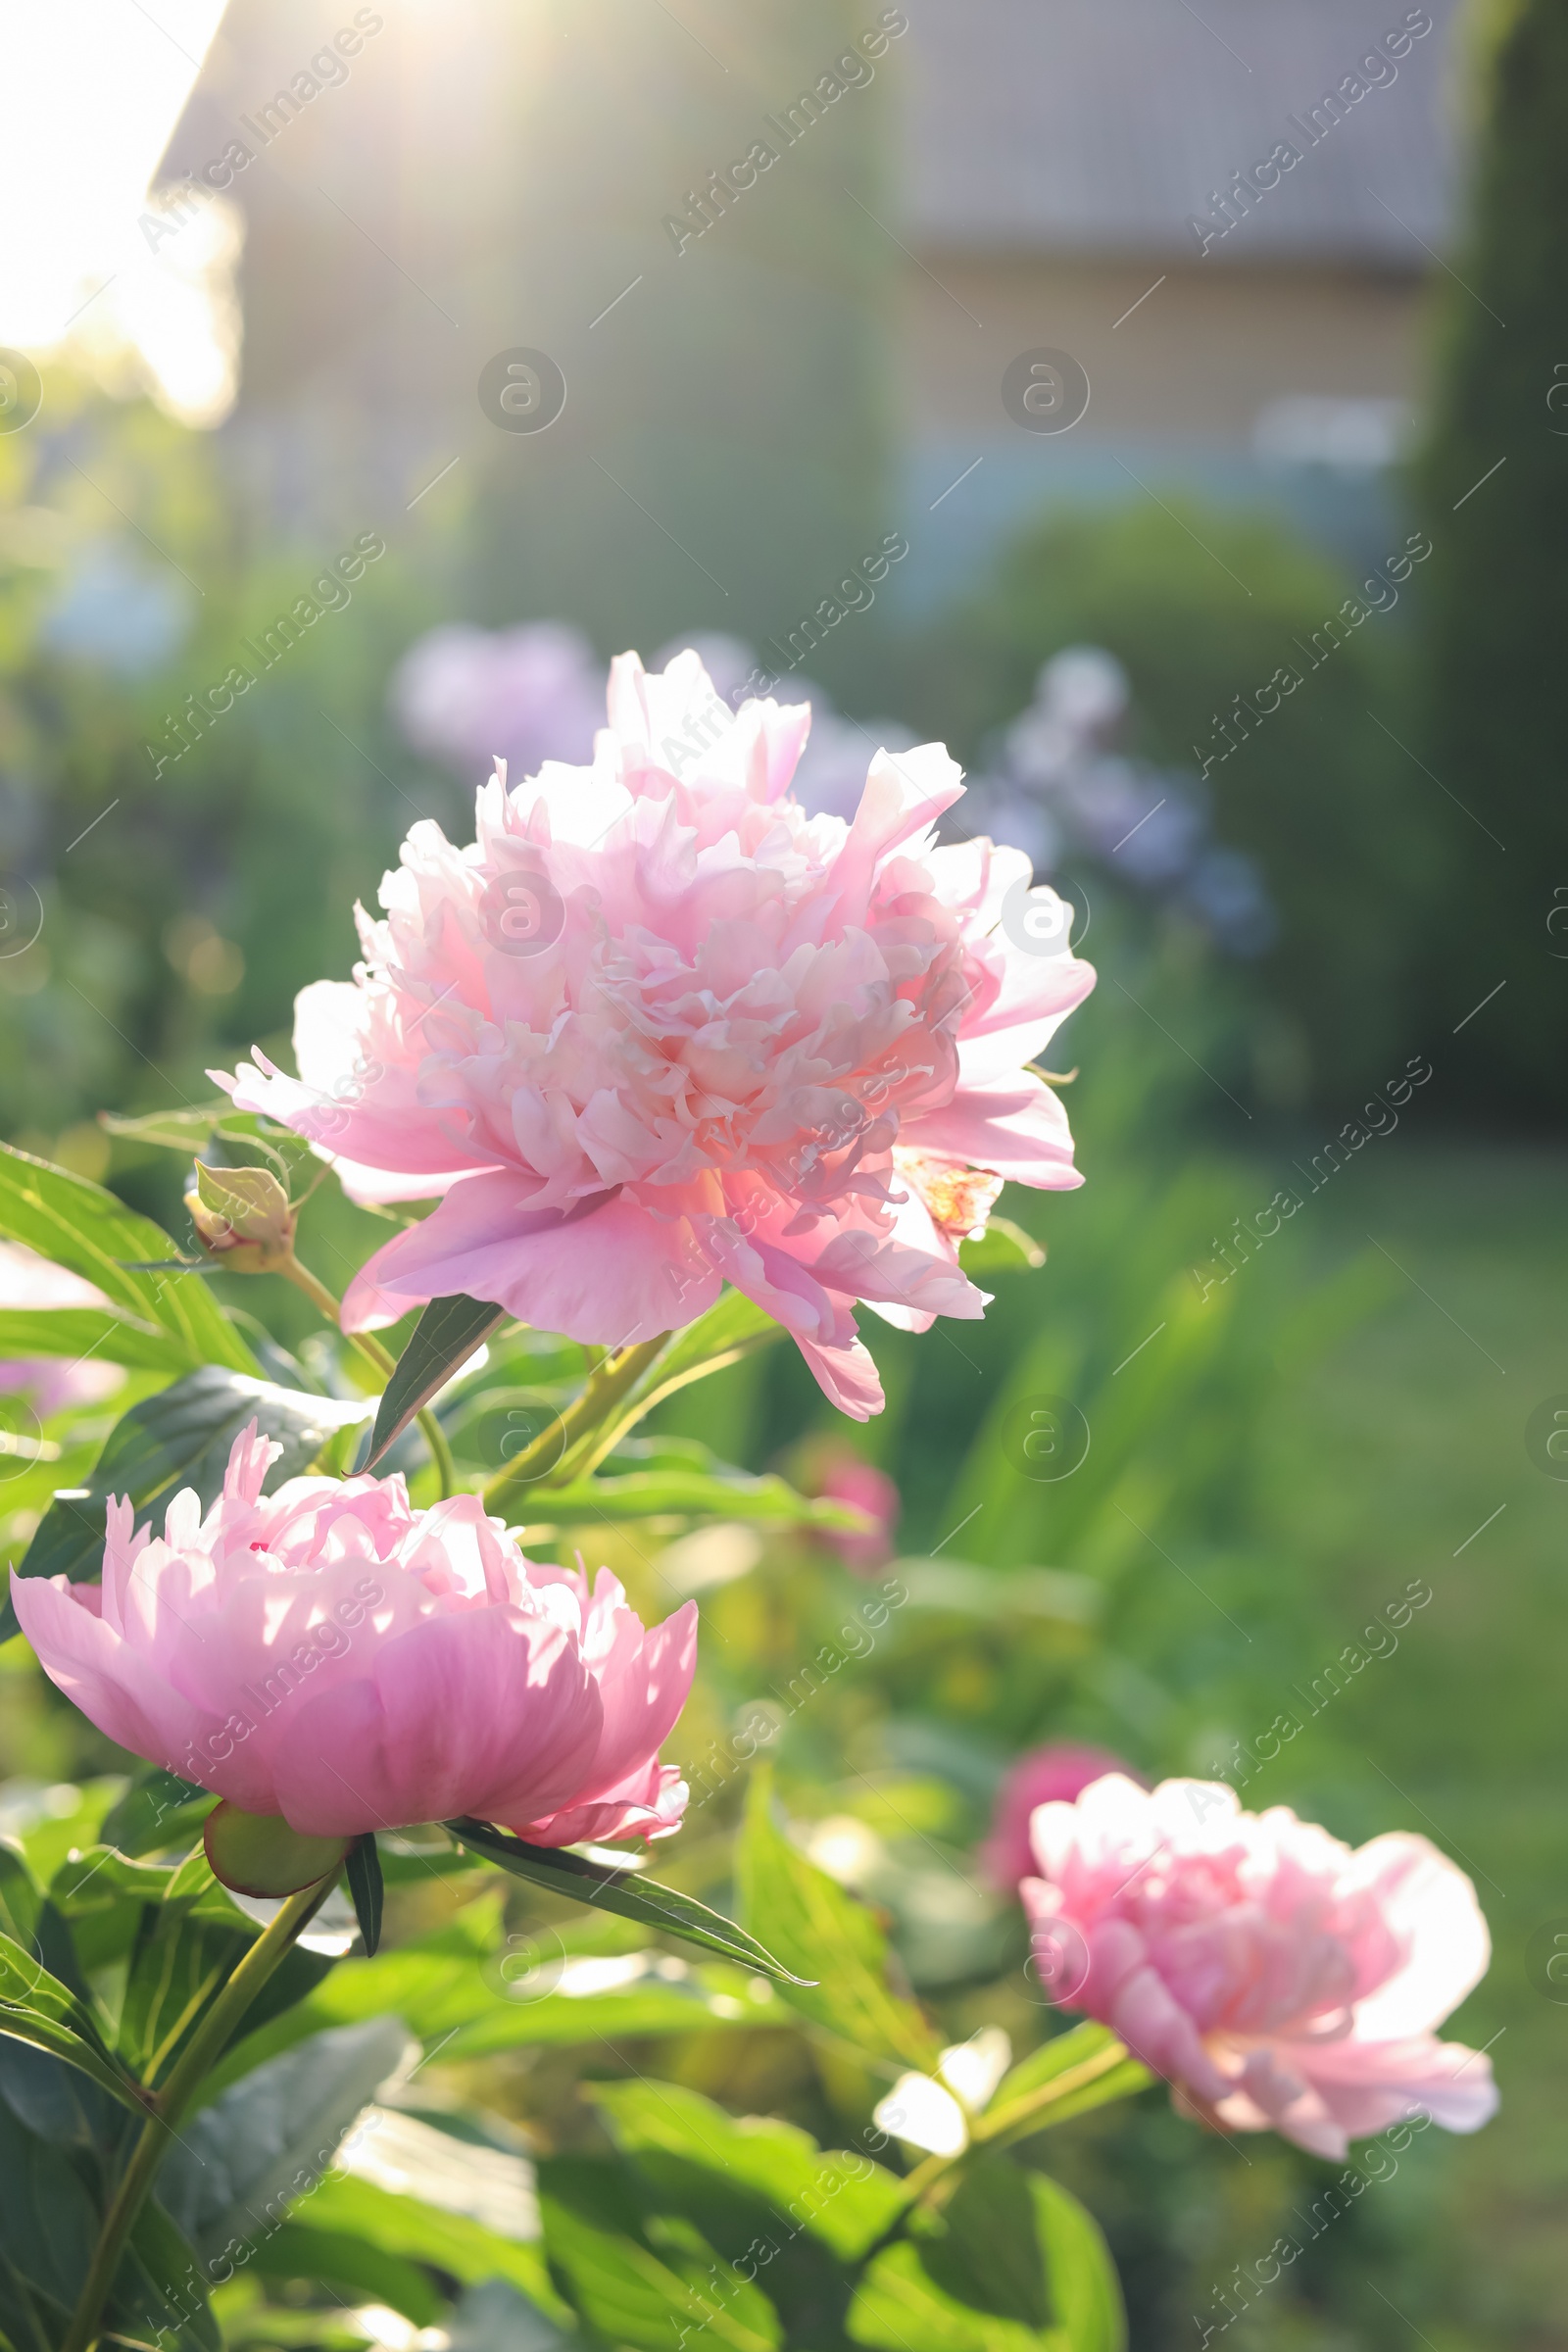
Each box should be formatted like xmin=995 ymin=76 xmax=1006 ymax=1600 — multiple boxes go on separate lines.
xmin=0 ymin=1241 xmax=124 ymax=1417
xmin=12 ymin=1424 xmax=696 ymax=1847
xmin=391 ymin=621 xmax=604 ymax=781
xmin=1021 ymin=1774 xmax=1498 ymax=2158
xmin=222 ymin=649 xmax=1094 ymax=1419
xmin=793 ymin=1436 xmax=901 ymax=1571
xmin=982 ymin=1741 xmax=1141 ymax=1887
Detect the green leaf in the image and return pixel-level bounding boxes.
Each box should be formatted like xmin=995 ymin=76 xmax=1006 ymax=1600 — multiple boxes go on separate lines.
xmin=344 ymin=1836 xmax=384 ymax=1956
xmin=100 ymin=1766 xmax=216 ymax=1861
xmin=849 ymin=2240 xmax=1062 ymax=2352
xmin=734 ymin=1770 xmax=938 ymax=2071
xmin=249 ymin=2223 xmax=443 ymax=2327
xmin=119 ymin=2198 xmax=221 ymax=2352
xmin=0 ymin=2094 xmax=103 ymax=2326
xmin=0 ymin=1930 xmax=144 ymax=2112
xmin=918 ymin=2158 xmax=1049 ymax=2329
xmin=364 ymin=1293 xmax=510 ymax=1472
xmin=0 ymin=1848 xmax=41 ymax=1954
xmin=0 ymin=1140 xmax=257 ymax=1375
xmin=303 ymin=2173 xmax=567 ymax=2319
xmin=1028 ymin=2176 xmax=1125 ymax=2352
xmin=959 ymin=1218 xmax=1046 ymax=1275
xmin=156 ymin=2017 xmax=413 ymax=2263
xmin=116 ymin=1859 xmax=257 ymax=2087
xmin=47 ymin=1845 xmax=174 ymax=1974
xmin=521 ymin=1466 xmax=866 ymax=1531
xmin=590 ymin=2079 xmax=906 ymax=2264
xmin=540 ymin=2157 xmax=781 ymax=2352
xmin=628 ymin=1289 xmax=783 ymax=1403
xmin=4 ymin=1367 xmax=373 ymax=1635
xmin=984 ymin=2026 xmax=1152 ymax=2146
xmin=0 ymin=1306 xmax=189 ymax=1375
xmin=447 ymin=1819 xmax=811 ymax=1985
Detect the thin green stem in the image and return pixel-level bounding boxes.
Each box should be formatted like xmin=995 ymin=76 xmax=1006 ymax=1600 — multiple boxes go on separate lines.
xmin=61 ymin=1878 xmax=332 ymax=2352
xmin=482 ymin=1335 xmax=670 ymax=1517
xmin=278 ymin=1254 xmax=457 ymax=1498
xmin=895 ymin=2039 xmax=1135 ymax=2207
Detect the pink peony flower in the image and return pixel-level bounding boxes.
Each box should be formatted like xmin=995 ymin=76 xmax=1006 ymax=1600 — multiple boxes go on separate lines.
xmin=11 ymin=1423 xmax=696 ymax=1846
xmin=1021 ymin=1775 xmax=1498 ymax=2159
xmin=0 ymin=1241 xmax=124 ymax=1417
xmin=982 ymin=1742 xmax=1141 ymax=1888
xmin=796 ymin=1438 xmax=901 ymax=1573
xmin=220 ymin=650 xmax=1094 ymax=1419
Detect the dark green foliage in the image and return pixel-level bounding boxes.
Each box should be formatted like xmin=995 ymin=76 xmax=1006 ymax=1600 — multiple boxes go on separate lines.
xmin=892 ymin=502 xmax=1446 ymax=1107
xmin=1416 ymin=0 xmax=1568 ymax=1119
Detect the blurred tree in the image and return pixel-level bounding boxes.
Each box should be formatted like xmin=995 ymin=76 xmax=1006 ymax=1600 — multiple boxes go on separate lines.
xmin=156 ymin=0 xmax=894 ymax=664
xmin=1417 ymin=0 xmax=1568 ymax=1121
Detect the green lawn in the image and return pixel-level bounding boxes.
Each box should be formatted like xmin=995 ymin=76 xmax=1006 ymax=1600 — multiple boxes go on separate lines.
xmin=1200 ymin=1140 xmax=1568 ymax=2348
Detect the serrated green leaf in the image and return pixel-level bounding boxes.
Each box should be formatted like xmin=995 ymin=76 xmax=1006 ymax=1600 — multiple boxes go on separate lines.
xmin=0 ymin=1930 xmax=143 ymax=2112
xmin=364 ymin=1294 xmax=510 ymax=1472
xmin=0 ymin=1141 xmax=256 ymax=1375
xmin=448 ymin=1820 xmax=810 ymax=1984
xmin=735 ymin=1770 xmax=938 ymax=2071
xmin=5 ymin=1368 xmax=373 ymax=1634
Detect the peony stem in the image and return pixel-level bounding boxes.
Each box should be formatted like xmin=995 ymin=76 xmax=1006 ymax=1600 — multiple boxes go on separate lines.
xmin=278 ymin=1253 xmax=458 ymax=1499
xmin=895 ymin=2039 xmax=1134 ymax=2209
xmin=61 ymin=1877 xmax=333 ymax=2352
xmin=482 ymin=1334 xmax=670 ymax=1516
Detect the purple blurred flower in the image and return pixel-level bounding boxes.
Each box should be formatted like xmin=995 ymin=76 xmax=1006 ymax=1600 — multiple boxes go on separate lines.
xmin=391 ymin=622 xmax=604 ymax=780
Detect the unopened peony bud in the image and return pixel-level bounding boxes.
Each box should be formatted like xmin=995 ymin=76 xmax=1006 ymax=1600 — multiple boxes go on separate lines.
xmin=184 ymin=1161 xmax=296 ymax=1273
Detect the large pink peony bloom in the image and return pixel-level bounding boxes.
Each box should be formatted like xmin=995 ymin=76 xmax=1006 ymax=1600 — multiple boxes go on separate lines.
xmin=12 ymin=1424 xmax=696 ymax=1846
xmin=219 ymin=650 xmax=1094 ymax=1418
xmin=1022 ymin=1775 xmax=1497 ymax=2159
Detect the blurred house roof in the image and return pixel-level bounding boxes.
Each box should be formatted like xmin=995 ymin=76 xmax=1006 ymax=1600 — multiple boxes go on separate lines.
xmin=902 ymin=0 xmax=1466 ymax=264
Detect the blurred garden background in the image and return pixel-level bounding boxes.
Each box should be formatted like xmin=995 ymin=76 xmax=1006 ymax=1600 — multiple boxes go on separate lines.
xmin=2 ymin=0 xmax=1566 ymax=2344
